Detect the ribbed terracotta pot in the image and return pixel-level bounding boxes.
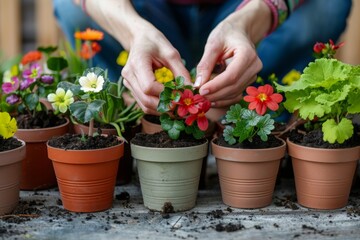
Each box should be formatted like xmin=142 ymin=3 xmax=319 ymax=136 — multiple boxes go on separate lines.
xmin=47 ymin=140 xmax=124 ymax=213
xmin=0 ymin=140 xmax=26 ymax=215
xmin=73 ymin=123 xmax=141 ymax=185
xmin=131 ymin=140 xmax=208 ymax=212
xmin=211 ymin=138 xmax=286 ymax=208
xmin=287 ymin=139 xmax=360 ymax=210
xmin=14 ymin=118 xmax=69 ymax=190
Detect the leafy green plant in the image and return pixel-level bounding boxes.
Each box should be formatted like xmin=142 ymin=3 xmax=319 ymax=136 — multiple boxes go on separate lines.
xmin=276 ymin=39 xmax=360 ymax=144
xmin=221 ymin=84 xmax=283 ymax=145
xmin=48 ymin=67 xmax=143 ymax=138
xmin=157 ymin=76 xmax=211 ymax=140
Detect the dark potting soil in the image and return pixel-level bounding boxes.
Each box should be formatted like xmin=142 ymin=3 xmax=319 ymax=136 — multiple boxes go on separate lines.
xmin=0 ymin=137 xmax=23 ymax=152
xmin=288 ymin=127 xmax=360 ymax=149
xmin=16 ymin=111 xmax=66 ymax=129
xmin=47 ymin=133 xmax=122 ymax=150
xmin=214 ymin=134 xmax=283 ymax=149
xmin=131 ymin=131 xmax=207 ymax=148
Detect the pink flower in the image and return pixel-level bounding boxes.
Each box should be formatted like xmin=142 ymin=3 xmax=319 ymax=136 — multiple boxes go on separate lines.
xmin=6 ymin=94 xmax=20 ymax=105
xmin=243 ymin=84 xmax=283 ymax=115
xmin=1 ymin=76 xmax=19 ymax=94
xmin=313 ymin=42 xmax=325 ymax=54
xmin=23 ymin=63 xmax=42 ymax=82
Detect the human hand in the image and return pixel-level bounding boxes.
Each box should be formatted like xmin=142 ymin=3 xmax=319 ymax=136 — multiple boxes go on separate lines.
xmin=122 ymin=25 xmax=191 ymax=115
xmin=194 ymin=0 xmax=271 ymax=108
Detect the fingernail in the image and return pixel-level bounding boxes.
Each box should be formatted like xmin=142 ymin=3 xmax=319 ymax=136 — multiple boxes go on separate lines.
xmin=194 ymin=76 xmax=202 ymax=87
xmin=200 ymin=88 xmax=209 ymax=96
xmin=211 ymin=102 xmax=216 ymax=107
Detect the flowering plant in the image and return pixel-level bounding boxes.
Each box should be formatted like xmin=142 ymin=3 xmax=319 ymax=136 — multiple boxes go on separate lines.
xmin=221 ymin=84 xmax=283 ymax=145
xmin=0 ymin=47 xmax=68 ymax=120
xmin=0 ymin=111 xmax=23 ymax=152
xmin=276 ymin=39 xmax=360 ymax=144
xmin=48 ymin=67 xmax=143 ymax=138
xmin=156 ymin=76 xmax=211 ymax=140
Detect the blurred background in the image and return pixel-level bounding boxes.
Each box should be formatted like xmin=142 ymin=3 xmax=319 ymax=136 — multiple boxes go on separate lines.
xmin=0 ymin=0 xmax=360 ymax=64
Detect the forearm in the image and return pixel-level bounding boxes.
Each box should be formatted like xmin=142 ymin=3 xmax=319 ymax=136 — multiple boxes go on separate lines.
xmin=227 ymin=0 xmax=272 ymax=44
xmin=75 ymin=0 xmax=150 ymax=50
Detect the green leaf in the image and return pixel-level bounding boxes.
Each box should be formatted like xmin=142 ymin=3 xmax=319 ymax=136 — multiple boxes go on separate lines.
xmin=223 ymin=126 xmax=236 ymax=145
xmin=242 ymin=109 xmax=261 ymax=127
xmin=315 ymin=84 xmax=351 ymax=107
xmin=70 ymin=99 xmax=105 ymax=123
xmin=322 ymin=118 xmax=354 ymax=144
xmin=47 ymin=57 xmax=68 ymax=71
xmin=256 ymin=114 xmax=275 ymax=141
xmin=347 ymin=90 xmax=360 ymax=114
xmin=37 ymin=46 xmax=58 ymax=54
xmin=224 ymin=104 xmax=243 ymax=124
xmin=24 ymin=93 xmax=39 ymax=111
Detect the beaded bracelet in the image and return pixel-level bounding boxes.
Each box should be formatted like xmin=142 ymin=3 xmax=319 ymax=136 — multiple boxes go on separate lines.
xmin=236 ymin=0 xmax=288 ymax=35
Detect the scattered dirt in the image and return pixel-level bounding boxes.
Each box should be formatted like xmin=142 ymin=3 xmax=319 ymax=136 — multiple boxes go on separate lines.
xmin=47 ymin=133 xmax=122 ymax=150
xmin=131 ymin=131 xmax=207 ymax=148
xmin=274 ymin=195 xmax=299 ymax=210
xmin=162 ymin=202 xmax=175 ymax=214
xmin=215 ymin=222 xmax=245 ymax=232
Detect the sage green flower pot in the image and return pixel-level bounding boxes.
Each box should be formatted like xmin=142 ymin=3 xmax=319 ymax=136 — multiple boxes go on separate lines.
xmin=130 ymin=140 xmax=208 ymax=212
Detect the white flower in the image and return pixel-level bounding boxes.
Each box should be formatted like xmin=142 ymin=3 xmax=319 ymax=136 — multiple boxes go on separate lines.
xmin=79 ymin=72 xmax=104 ymax=92
xmin=2 ymin=70 xmax=12 ymax=83
xmin=47 ymin=88 xmax=74 ymax=113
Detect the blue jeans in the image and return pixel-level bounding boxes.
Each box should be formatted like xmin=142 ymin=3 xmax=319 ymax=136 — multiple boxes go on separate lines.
xmin=53 ymin=0 xmax=352 ymax=81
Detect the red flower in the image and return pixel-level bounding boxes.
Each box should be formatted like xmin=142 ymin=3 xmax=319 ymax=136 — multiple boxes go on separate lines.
xmin=243 ymin=84 xmax=283 ymax=115
xmin=80 ymin=42 xmax=102 ymax=60
xmin=185 ymin=100 xmax=211 ymax=131
xmin=313 ymin=42 xmax=325 ymax=54
xmin=21 ymin=51 xmax=42 ymax=65
xmin=174 ymin=89 xmax=205 ymax=117
xmin=329 ymin=39 xmax=344 ymax=50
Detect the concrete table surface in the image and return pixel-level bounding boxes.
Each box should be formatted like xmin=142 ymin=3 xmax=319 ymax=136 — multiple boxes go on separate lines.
xmin=1 ymin=158 xmax=360 ymax=240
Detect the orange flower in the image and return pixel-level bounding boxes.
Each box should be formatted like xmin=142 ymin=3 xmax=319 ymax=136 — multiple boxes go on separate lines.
xmin=74 ymin=28 xmax=104 ymax=41
xmin=21 ymin=51 xmax=42 ymax=65
xmin=80 ymin=42 xmax=102 ymax=60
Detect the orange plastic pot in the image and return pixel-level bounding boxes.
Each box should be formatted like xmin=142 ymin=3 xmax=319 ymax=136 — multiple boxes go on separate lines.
xmin=212 ymin=138 xmax=286 ymax=208
xmin=287 ymin=139 xmax=360 ymax=210
xmin=14 ymin=118 xmax=69 ymax=190
xmin=47 ymin=140 xmax=124 ymax=213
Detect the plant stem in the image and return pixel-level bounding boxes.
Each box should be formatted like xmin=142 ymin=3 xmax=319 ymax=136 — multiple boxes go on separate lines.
xmin=88 ymin=119 xmax=94 ymax=136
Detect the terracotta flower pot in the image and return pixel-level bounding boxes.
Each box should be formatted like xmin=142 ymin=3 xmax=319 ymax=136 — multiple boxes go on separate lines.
xmin=211 ymin=138 xmax=286 ymax=208
xmin=73 ymin=122 xmax=141 ymax=185
xmin=47 ymin=140 xmax=124 ymax=213
xmin=287 ymin=139 xmax=360 ymax=210
xmin=14 ymin=118 xmax=69 ymax=190
xmin=0 ymin=140 xmax=26 ymax=215
xmin=131 ymin=139 xmax=208 ymax=212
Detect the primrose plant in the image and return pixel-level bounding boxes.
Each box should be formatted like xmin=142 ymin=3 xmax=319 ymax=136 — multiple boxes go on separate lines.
xmin=276 ymin=39 xmax=360 ymax=144
xmin=157 ymin=76 xmax=211 ymax=140
xmin=47 ymin=67 xmax=143 ymax=138
xmin=222 ymin=84 xmax=283 ymax=145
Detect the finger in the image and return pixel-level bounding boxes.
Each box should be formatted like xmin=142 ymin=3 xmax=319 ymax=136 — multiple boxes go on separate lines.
xmin=123 ymin=78 xmax=160 ymax=115
xmin=163 ymin=51 xmax=192 ymax=85
xmin=194 ymin=40 xmax=222 ymax=88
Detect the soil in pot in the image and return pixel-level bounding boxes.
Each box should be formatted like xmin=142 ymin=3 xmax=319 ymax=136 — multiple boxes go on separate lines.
xmin=0 ymin=138 xmax=23 ymax=152
xmin=131 ymin=131 xmax=207 ymax=148
xmin=47 ymin=133 xmax=121 ymax=149
xmin=16 ymin=111 xmax=66 ymax=129
xmin=214 ymin=134 xmax=283 ymax=149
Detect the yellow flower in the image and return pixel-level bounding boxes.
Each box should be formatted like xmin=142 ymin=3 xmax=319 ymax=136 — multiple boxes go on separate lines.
xmin=282 ymin=69 xmax=301 ymax=85
xmin=79 ymin=72 xmax=104 ymax=92
xmin=155 ymin=67 xmax=174 ymax=84
xmin=47 ymin=88 xmax=75 ymax=113
xmin=0 ymin=112 xmax=17 ymax=139
xmin=116 ymin=50 xmax=129 ymax=66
